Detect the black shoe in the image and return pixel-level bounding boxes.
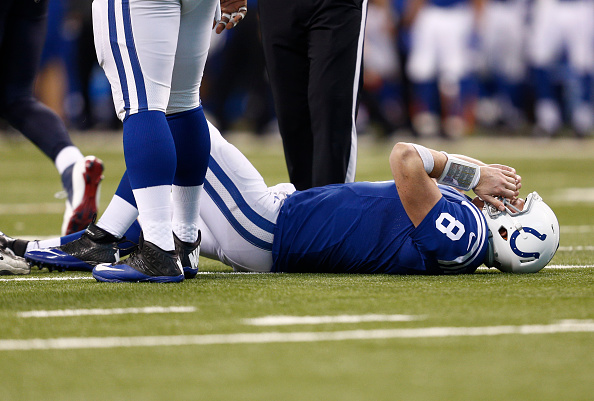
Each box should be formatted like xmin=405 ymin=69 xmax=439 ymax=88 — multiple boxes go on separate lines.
xmin=25 ymin=220 xmax=124 ymax=272
xmin=93 ymin=234 xmax=183 ymax=283
xmin=0 ymin=231 xmax=30 ymax=275
xmin=0 ymin=231 xmax=29 ymax=257
xmin=175 ymin=231 xmax=201 ymax=279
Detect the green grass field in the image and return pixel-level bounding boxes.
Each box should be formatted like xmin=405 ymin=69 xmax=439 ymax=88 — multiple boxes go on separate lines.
xmin=0 ymin=131 xmax=593 ymax=401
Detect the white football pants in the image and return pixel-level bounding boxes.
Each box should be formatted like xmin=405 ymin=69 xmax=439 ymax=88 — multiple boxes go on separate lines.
xmin=199 ymin=122 xmax=296 ymax=272
xmin=528 ymin=0 xmax=594 ymax=73
xmin=479 ymin=0 xmax=527 ymax=82
xmin=92 ymin=0 xmax=217 ymax=120
xmin=406 ymin=4 xmax=474 ymax=84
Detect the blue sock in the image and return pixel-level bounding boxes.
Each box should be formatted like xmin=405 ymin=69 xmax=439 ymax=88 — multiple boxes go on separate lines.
xmin=123 ymin=111 xmax=176 ymax=189
xmin=459 ymin=75 xmax=477 ymax=114
xmin=114 ymin=171 xmax=137 ymax=208
xmin=414 ymin=81 xmax=439 ymax=113
xmin=167 ymin=106 xmax=211 ymax=186
xmin=579 ymin=74 xmax=593 ymax=103
xmin=532 ymin=67 xmax=554 ymax=100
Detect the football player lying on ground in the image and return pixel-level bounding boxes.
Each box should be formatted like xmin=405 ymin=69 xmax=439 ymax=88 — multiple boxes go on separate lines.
xmin=0 ymin=122 xmax=559 ymax=281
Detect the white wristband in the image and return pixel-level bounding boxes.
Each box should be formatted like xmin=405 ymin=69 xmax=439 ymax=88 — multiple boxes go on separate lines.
xmin=411 ymin=144 xmax=434 ymax=174
xmin=437 ymin=156 xmax=480 ymax=191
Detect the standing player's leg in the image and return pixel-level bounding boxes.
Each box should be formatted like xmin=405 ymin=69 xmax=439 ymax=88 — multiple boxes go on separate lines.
xmin=166 ymin=0 xmax=218 ymax=278
xmin=0 ymin=0 xmax=103 ymax=236
xmin=30 ymin=0 xmax=219 ymax=278
xmin=92 ymin=0 xmax=182 ymax=282
xmin=566 ymin=0 xmax=594 ymax=137
xmin=0 ymin=0 xmax=75 ymax=165
xmin=527 ymin=0 xmax=562 ymax=136
xmin=436 ymin=5 xmax=474 ymax=138
xmin=167 ymin=108 xmax=209 ymax=278
xmin=406 ymin=6 xmax=441 ymax=138
xmin=493 ymin=1 xmax=527 ymax=129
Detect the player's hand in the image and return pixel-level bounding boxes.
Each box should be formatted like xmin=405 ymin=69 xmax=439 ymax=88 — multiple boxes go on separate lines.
xmin=215 ymin=0 xmax=247 ymax=34
xmin=473 ymin=165 xmax=520 ymax=211
xmin=488 ymin=164 xmax=522 ymax=191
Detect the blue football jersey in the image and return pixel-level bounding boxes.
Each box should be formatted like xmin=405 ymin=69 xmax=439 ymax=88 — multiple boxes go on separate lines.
xmin=271 ymin=182 xmax=488 ymax=275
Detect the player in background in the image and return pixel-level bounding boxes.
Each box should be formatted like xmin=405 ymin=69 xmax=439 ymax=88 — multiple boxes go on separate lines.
xmin=359 ymin=0 xmax=402 ymax=138
xmin=0 ymin=0 xmax=104 ymax=236
xmin=474 ymin=0 xmax=528 ymax=131
xmin=87 ymin=0 xmax=246 ymax=283
xmin=527 ymin=0 xmax=594 ymax=137
xmin=3 ymin=120 xmax=559 ymax=278
xmin=403 ymin=0 xmax=485 ymax=138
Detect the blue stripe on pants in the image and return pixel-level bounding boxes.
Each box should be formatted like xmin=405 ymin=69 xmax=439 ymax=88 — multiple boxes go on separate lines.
xmin=108 ymin=0 xmax=148 ymax=119
xmin=204 ymin=156 xmax=275 ymax=251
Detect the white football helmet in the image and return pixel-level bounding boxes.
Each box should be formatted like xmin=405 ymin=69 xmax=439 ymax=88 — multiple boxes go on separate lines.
xmin=483 ymin=192 xmax=560 ymax=273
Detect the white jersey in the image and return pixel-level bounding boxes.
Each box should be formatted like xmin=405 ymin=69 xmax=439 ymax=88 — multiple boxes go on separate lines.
xmin=479 ymin=0 xmax=528 ymax=82
xmin=406 ymin=1 xmax=475 ymax=83
xmin=364 ymin=3 xmax=398 ymax=79
xmin=92 ymin=0 xmax=217 ymax=120
xmin=527 ymin=0 xmax=594 ymax=73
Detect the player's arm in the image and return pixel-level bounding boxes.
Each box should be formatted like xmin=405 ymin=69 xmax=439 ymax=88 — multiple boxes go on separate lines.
xmin=450 ymin=153 xmax=522 ymax=206
xmin=447 ymin=152 xmax=522 ymax=194
xmin=389 ymin=143 xmax=520 ymax=227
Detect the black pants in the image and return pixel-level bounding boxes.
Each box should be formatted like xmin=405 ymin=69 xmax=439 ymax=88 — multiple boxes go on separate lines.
xmin=259 ymin=0 xmax=366 ymax=190
xmin=0 ymin=0 xmax=72 ymax=161
xmin=206 ymin=7 xmax=274 ymax=135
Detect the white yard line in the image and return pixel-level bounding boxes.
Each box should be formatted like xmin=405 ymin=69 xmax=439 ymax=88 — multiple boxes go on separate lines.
xmin=17 ymin=306 xmax=196 ymax=318
xmin=558 ymin=246 xmax=594 ymax=252
xmin=243 ymin=314 xmax=425 ymax=326
xmin=560 ymin=225 xmax=594 ymax=234
xmin=0 ymin=203 xmax=63 ymax=215
xmin=0 ymin=321 xmax=592 ymax=351
xmin=1 ymin=264 xmax=592 ymax=282
xmin=0 ymin=276 xmax=94 ymax=281
xmin=475 ymin=265 xmax=594 ymax=270
xmin=0 ymin=273 xmax=266 ymax=282
xmin=552 ymin=188 xmax=594 ymax=203
xmin=545 ymin=264 xmax=594 ymax=269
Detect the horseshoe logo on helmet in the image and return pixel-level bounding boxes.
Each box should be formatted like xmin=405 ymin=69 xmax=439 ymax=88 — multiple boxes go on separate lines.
xmin=510 ymin=227 xmax=547 ymax=259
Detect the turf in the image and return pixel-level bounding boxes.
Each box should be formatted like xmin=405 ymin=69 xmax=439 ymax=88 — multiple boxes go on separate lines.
xmin=0 ymin=131 xmax=593 ymax=401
